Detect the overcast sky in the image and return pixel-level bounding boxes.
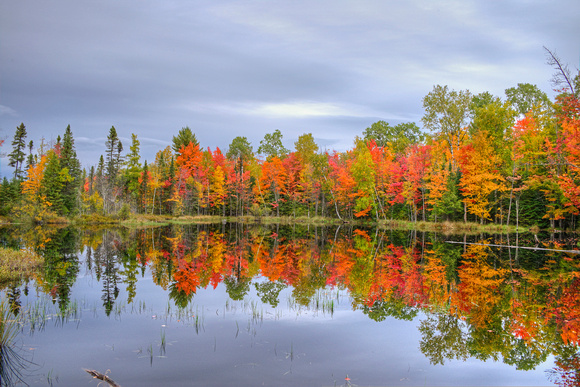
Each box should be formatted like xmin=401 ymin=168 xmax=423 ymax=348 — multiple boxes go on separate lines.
xmin=1 ymin=0 xmax=579 ymax=172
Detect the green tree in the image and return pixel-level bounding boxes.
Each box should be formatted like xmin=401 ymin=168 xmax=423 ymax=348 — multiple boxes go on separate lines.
xmin=139 ymin=160 xmax=149 ymax=213
xmin=422 ymin=85 xmax=472 ymax=168
xmin=294 ymin=133 xmax=319 ymax=163
xmin=258 ymin=129 xmax=289 ymax=160
xmin=505 ymin=83 xmax=551 ymax=116
xmin=351 ymin=138 xmax=377 ymax=218
xmin=226 ymin=136 xmax=253 ymax=162
xmin=42 ymin=149 xmax=69 ymax=215
xmin=8 ymin=123 xmax=27 ymax=180
xmin=363 ymin=121 xmax=424 ymax=154
xmin=172 ymin=126 xmax=198 ymax=155
xmin=105 ymin=126 xmax=122 ymax=181
xmin=470 ymin=93 xmax=517 ymax=156
xmin=25 ymin=140 xmax=35 ymax=171
xmin=61 ymin=125 xmax=81 ymax=215
xmin=124 ymin=133 xmax=142 ymax=196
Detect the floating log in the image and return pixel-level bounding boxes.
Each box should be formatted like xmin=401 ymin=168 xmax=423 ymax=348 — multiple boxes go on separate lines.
xmin=445 ymin=241 xmax=580 ymax=255
xmin=84 ymin=369 xmax=121 ymax=387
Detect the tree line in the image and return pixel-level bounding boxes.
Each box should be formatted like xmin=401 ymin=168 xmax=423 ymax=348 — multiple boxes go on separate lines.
xmin=1 ymin=51 xmax=579 ymax=228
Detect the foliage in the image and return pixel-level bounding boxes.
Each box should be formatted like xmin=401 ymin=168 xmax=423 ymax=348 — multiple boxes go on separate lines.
xmin=258 ymin=129 xmax=289 ymax=160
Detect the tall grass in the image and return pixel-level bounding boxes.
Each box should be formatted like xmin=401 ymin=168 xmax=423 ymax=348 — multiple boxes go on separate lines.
xmin=0 ymin=299 xmax=29 ymax=386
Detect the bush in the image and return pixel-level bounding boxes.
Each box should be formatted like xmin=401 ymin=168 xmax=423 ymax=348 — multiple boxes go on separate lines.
xmin=117 ymin=203 xmax=131 ymax=220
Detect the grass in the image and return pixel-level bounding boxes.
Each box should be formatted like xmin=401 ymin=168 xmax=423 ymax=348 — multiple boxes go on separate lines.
xmin=0 ymin=247 xmax=43 ymax=286
xmin=0 ymin=299 xmax=29 ymax=386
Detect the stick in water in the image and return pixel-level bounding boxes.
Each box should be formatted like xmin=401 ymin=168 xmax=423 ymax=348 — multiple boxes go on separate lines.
xmin=84 ymin=369 xmax=121 ymax=387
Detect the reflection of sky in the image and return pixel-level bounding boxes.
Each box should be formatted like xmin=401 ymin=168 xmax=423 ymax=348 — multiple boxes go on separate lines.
xmin=7 ymin=252 xmax=555 ymax=386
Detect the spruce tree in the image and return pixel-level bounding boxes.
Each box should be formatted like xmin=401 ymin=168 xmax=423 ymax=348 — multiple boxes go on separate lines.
xmin=42 ymin=150 xmax=65 ymax=215
xmin=105 ymin=126 xmax=120 ymax=181
xmin=139 ymin=161 xmax=149 ymax=213
xmin=61 ymin=125 xmax=81 ymax=215
xmin=25 ymin=140 xmax=35 ymax=172
xmin=8 ymin=123 xmax=27 ymax=180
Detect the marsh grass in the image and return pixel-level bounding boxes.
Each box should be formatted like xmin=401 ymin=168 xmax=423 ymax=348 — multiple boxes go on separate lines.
xmin=0 ymin=247 xmax=43 ymax=286
xmin=1 ymin=299 xmax=31 ymax=386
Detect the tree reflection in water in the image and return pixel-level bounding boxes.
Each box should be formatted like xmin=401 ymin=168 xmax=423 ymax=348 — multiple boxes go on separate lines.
xmin=1 ymin=223 xmax=580 ymax=383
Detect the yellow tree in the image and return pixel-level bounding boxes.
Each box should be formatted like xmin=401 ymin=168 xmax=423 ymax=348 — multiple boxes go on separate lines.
xmin=458 ymin=130 xmax=505 ymax=223
xmin=18 ymin=155 xmax=55 ymax=221
xmin=350 ymin=139 xmax=377 ymax=218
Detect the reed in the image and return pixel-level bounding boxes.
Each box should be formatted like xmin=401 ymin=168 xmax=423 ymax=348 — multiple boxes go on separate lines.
xmin=0 ymin=299 xmax=29 ymax=386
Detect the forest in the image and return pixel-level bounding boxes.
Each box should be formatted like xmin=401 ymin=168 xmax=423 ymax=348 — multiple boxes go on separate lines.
xmin=1 ymin=56 xmax=579 ymax=230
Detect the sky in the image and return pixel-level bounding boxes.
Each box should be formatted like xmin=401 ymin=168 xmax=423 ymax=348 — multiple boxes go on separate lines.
xmin=1 ymin=0 xmax=579 ymax=173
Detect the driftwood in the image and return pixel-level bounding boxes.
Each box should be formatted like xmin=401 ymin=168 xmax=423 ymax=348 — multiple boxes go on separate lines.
xmin=445 ymin=241 xmax=580 ymax=255
xmin=84 ymin=369 xmax=121 ymax=387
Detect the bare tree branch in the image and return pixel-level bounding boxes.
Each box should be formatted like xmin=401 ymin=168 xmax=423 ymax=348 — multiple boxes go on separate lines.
xmin=544 ymin=46 xmax=576 ymax=95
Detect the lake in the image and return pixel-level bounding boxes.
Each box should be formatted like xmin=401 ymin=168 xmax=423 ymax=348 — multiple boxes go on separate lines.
xmin=1 ymin=223 xmax=577 ymax=386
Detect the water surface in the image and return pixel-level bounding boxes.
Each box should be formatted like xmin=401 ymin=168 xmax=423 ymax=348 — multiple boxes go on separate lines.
xmin=1 ymin=224 xmax=577 ymax=386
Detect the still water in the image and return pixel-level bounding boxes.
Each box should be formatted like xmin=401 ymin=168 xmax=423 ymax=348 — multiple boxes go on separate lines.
xmin=1 ymin=223 xmax=578 ymax=386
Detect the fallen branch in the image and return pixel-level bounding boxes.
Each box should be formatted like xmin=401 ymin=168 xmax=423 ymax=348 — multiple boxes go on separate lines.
xmin=445 ymin=241 xmax=580 ymax=255
xmin=84 ymin=369 xmax=121 ymax=387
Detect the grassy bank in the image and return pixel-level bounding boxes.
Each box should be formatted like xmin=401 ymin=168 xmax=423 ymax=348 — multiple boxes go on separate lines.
xmin=0 ymin=247 xmax=43 ymax=286
xmin=1 ymin=212 xmax=536 ymax=234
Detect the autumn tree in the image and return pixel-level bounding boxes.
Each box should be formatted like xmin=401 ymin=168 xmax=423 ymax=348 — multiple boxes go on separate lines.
xmin=350 ymin=139 xmax=377 ymax=218
xmin=294 ymin=133 xmax=319 ymax=163
xmin=17 ymin=154 xmax=54 ymax=222
xmin=458 ymin=131 xmax=505 ymax=223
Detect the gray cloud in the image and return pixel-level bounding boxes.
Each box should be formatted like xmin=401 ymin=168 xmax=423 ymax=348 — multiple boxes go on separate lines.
xmin=1 ymin=0 xmax=579 ymax=171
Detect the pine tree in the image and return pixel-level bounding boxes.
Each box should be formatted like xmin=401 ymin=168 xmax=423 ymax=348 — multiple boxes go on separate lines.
xmin=8 ymin=123 xmax=27 ymax=180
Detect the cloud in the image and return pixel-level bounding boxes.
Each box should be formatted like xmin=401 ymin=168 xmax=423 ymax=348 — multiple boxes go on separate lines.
xmin=181 ymin=100 xmax=413 ymax=122
xmin=1 ymin=0 xmax=579 ymax=167
xmin=0 ymin=105 xmax=17 ymax=117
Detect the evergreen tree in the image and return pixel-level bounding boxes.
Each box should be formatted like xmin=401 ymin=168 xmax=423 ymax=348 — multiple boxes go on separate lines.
xmin=61 ymin=125 xmax=81 ymax=215
xmin=25 ymin=140 xmax=35 ymax=172
xmin=172 ymin=126 xmax=198 ymax=155
xmin=42 ymin=150 xmax=65 ymax=215
xmin=0 ymin=177 xmax=18 ymax=216
xmin=8 ymin=123 xmax=27 ymax=180
xmin=139 ymin=161 xmax=149 ymax=213
xmin=105 ymin=126 xmax=121 ymax=181
xmin=124 ymin=133 xmax=142 ymax=196
xmin=96 ymin=155 xmax=105 ymax=196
